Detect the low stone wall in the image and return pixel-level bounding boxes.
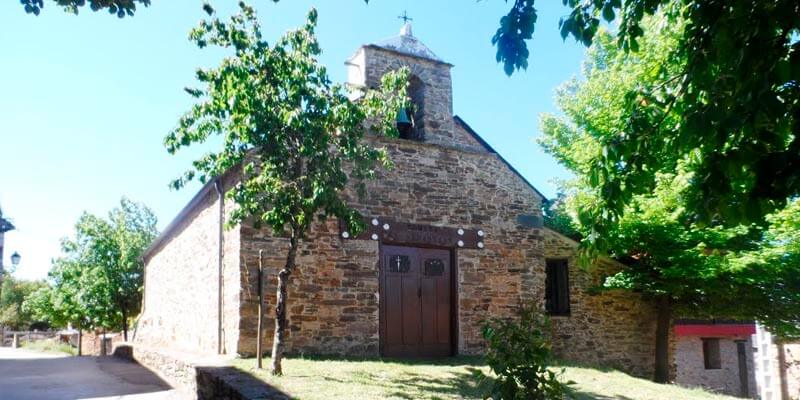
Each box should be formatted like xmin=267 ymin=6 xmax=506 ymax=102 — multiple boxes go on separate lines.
xmin=80 ymin=331 xmax=124 ymax=356
xmin=127 ymin=344 xmax=203 ymax=394
xmin=118 ymin=342 xmax=287 ymax=400
xmin=196 ymin=367 xmax=289 ymax=400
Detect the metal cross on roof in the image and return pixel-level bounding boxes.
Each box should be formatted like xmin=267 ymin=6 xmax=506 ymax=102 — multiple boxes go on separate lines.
xmin=398 ymin=10 xmax=413 ymax=23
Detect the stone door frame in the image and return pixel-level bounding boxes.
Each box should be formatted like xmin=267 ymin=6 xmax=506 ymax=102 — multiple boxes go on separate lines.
xmin=378 ymin=243 xmax=458 ymax=358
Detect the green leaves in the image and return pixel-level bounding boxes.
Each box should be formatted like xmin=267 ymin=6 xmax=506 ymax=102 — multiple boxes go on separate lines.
xmin=25 ymin=198 xmax=157 ymax=331
xmin=167 ymin=3 xmax=408 ymax=239
xmin=482 ymin=305 xmax=567 ymax=399
xmin=540 ymin=13 xmax=800 ymax=339
xmin=22 ymin=0 xmax=150 ymax=17
xmin=0 ymin=277 xmax=47 ymax=330
xmin=499 ymin=0 xmax=800 ymax=229
xmin=492 ymin=0 xmax=536 ymax=75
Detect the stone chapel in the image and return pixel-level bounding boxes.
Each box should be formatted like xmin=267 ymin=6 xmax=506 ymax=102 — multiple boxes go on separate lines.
xmin=135 ymin=22 xmax=663 ymax=378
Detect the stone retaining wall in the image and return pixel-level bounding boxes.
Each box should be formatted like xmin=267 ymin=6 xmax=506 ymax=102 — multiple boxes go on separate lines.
xmin=117 ymin=343 xmax=287 ymax=400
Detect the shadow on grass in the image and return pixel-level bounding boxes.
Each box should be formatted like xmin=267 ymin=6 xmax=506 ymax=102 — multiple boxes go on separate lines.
xmin=565 ymin=385 xmax=638 ymax=400
xmin=289 ymin=353 xmax=487 ymax=367
xmin=381 ymin=366 xmax=490 ymax=399
xmin=238 ymin=355 xmax=647 ymax=400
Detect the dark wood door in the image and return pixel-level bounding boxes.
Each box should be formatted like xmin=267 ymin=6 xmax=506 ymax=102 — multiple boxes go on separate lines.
xmin=381 ymin=245 xmax=451 ymax=357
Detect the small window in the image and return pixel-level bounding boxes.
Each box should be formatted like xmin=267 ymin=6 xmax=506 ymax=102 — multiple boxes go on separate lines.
xmin=545 ymin=259 xmax=570 ymax=316
xmin=703 ymin=338 xmax=722 ymax=369
xmin=388 ymin=255 xmax=411 ymax=273
xmin=423 ymin=259 xmax=444 ymax=276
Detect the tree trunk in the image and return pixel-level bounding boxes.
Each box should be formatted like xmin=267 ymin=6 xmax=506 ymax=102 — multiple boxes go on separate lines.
xmin=77 ymin=328 xmax=83 ymax=356
xmin=654 ymin=297 xmax=672 ymax=383
xmin=122 ymin=309 xmax=128 ymax=342
xmin=257 ymin=250 xmax=264 ymax=370
xmin=270 ymin=233 xmax=298 ymax=376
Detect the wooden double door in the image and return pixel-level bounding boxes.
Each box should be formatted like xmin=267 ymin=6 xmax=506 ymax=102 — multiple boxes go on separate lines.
xmin=380 ymin=245 xmax=453 ymax=357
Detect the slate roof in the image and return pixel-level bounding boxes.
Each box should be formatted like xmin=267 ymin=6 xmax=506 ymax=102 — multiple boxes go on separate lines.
xmin=372 ymin=22 xmax=442 ymax=63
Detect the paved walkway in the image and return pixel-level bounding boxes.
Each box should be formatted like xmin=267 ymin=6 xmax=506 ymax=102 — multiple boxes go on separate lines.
xmin=0 ymin=347 xmax=185 ymax=400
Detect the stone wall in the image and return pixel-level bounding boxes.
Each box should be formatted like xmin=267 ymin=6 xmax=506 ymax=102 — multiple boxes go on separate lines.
xmin=222 ymin=194 xmax=242 ymax=356
xmin=674 ymin=335 xmax=757 ymax=398
xmin=783 ymin=342 xmax=800 ymax=399
xmin=348 ymin=46 xmax=487 ymax=152
xmin=237 ymin=219 xmax=381 ymax=357
xmin=235 ymin=134 xmax=545 ymax=356
xmin=543 ymin=228 xmax=661 ymax=378
xmin=80 ymin=330 xmax=124 ymax=356
xmin=137 ymin=174 xmax=241 ymax=356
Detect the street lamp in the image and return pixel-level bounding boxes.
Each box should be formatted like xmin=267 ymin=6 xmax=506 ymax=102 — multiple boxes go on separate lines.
xmin=10 ymin=252 xmax=20 ymax=267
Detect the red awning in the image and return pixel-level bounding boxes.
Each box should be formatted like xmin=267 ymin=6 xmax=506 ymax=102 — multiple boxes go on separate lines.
xmin=674 ymin=324 xmax=756 ymax=336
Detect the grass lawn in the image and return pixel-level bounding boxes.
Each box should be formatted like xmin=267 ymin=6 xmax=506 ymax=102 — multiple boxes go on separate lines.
xmin=232 ymin=356 xmax=738 ymax=400
xmin=21 ymin=338 xmax=77 ymax=356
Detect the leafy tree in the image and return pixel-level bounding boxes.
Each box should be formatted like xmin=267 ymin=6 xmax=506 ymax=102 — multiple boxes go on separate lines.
xmin=539 ymin=16 xmax=683 ymax=250
xmin=0 ymin=277 xmax=48 ymax=330
xmin=104 ymin=198 xmax=158 ymax=339
xmin=22 ymin=258 xmax=94 ymax=356
xmin=165 ymin=2 xmax=408 ymax=375
xmin=540 ymin=19 xmax=800 ymax=382
xmin=497 ymin=0 xmax=800 ymax=235
xmin=20 ymin=0 xmax=149 ymax=17
xmin=727 ymin=199 xmax=800 ymax=340
xmin=23 ymin=198 xmax=157 ymax=341
xmin=542 ymin=191 xmax=581 ymax=242
xmin=597 ymin=176 xmax=762 ymax=383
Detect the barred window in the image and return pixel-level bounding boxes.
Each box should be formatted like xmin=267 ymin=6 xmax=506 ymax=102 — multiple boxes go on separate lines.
xmin=545 ymin=259 xmax=570 ymax=316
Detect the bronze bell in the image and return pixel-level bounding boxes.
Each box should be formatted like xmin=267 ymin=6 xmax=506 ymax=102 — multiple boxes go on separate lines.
xmin=396 ymin=107 xmax=413 ymax=138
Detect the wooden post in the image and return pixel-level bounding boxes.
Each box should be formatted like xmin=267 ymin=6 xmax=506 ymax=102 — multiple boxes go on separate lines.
xmin=256 ymin=250 xmax=264 ymax=369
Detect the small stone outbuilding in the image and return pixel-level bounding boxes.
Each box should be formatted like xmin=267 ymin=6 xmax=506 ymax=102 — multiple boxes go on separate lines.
xmin=673 ymin=321 xmax=757 ymax=398
xmin=135 ymin=23 xmax=662 ymax=379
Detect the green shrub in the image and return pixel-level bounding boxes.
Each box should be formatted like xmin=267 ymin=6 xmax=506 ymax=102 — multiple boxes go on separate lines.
xmin=482 ymin=305 xmax=567 ymax=399
xmin=22 ymin=339 xmax=77 ymax=356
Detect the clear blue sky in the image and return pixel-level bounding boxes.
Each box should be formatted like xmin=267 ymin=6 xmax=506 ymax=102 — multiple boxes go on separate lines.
xmin=0 ymin=0 xmax=583 ymax=281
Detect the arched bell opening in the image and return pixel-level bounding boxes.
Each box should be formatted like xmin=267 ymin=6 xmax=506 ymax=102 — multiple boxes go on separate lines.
xmin=396 ymin=74 xmax=425 ymax=141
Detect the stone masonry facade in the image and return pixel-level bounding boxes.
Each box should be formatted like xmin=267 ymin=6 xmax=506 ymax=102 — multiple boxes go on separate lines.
xmin=235 ymin=132 xmax=545 ymax=357
xmin=137 ymin=172 xmax=242 ymax=356
xmin=136 ymin=26 xmax=662 ymax=379
xmin=543 ymin=228 xmax=667 ymax=379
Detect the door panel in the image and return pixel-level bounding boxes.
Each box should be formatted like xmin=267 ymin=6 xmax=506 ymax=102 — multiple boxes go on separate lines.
xmin=381 ymin=245 xmax=452 ymax=357
xmin=384 ymin=275 xmax=403 ymax=345
xmin=420 ymin=249 xmax=450 ymax=352
xmin=401 ymin=272 xmax=421 ymax=345
xmin=420 ymin=278 xmax=438 ymax=344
